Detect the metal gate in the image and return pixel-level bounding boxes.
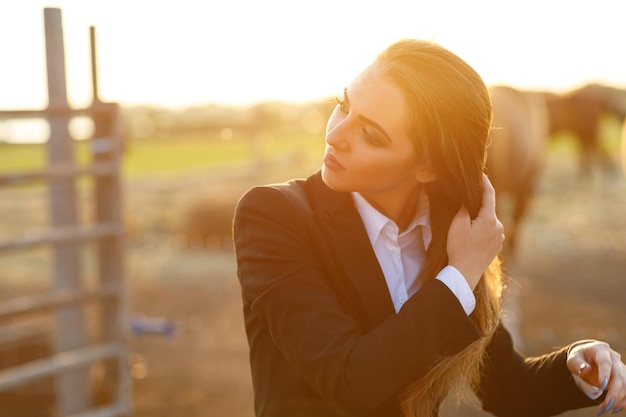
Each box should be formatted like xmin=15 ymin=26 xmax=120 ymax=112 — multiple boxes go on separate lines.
xmin=0 ymin=8 xmax=132 ymax=417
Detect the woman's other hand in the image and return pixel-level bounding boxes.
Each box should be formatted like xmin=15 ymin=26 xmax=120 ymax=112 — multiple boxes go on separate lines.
xmin=567 ymin=340 xmax=626 ymax=415
xmin=447 ymin=174 xmax=504 ymax=289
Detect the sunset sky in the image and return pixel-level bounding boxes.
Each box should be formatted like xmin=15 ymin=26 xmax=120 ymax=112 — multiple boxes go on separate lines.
xmin=1 ymin=0 xmax=625 ymax=110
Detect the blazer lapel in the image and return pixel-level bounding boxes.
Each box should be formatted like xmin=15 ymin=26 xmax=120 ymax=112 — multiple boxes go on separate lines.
xmin=305 ymin=172 xmax=395 ymax=326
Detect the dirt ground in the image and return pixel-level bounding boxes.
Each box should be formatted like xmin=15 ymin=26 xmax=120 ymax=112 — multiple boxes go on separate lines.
xmin=1 ymin=151 xmax=625 ymax=417
xmin=126 ymin=152 xmax=626 ymax=417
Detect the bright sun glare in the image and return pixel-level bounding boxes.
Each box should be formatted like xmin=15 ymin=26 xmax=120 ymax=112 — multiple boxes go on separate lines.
xmin=1 ymin=0 xmax=626 ymax=110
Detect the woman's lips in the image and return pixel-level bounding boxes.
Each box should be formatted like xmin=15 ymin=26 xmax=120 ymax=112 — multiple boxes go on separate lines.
xmin=323 ymin=153 xmax=345 ymax=171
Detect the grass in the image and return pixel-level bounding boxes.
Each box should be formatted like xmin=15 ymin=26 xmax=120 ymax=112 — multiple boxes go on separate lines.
xmin=0 ymin=142 xmax=49 ymax=172
xmin=122 ymin=135 xmax=252 ymax=175
xmin=1 ymin=117 xmax=620 ymax=179
xmin=0 ymin=130 xmax=325 ymax=178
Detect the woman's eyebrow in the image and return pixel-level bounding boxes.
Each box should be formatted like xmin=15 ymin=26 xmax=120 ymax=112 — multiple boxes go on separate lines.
xmin=345 ymin=88 xmax=392 ymax=143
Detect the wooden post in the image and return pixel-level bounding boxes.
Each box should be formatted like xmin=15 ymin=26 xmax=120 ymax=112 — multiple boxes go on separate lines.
xmin=90 ymin=26 xmax=133 ymax=415
xmin=44 ymin=7 xmax=90 ymax=414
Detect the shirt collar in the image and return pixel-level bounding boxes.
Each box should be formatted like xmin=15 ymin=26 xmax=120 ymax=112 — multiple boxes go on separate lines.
xmin=351 ymin=190 xmax=432 ymax=247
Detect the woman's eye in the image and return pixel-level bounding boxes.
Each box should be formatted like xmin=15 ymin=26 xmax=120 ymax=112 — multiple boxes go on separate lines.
xmin=362 ymin=129 xmax=382 ymax=146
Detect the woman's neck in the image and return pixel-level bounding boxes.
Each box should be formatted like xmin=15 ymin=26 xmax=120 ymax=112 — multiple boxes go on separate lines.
xmin=360 ymin=184 xmax=422 ymax=232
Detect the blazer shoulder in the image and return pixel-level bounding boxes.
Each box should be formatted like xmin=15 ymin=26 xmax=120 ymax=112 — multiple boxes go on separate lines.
xmin=235 ymin=176 xmax=314 ymax=218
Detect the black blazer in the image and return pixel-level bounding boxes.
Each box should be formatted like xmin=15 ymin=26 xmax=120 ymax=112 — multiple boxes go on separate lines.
xmin=233 ymin=170 xmax=597 ymax=417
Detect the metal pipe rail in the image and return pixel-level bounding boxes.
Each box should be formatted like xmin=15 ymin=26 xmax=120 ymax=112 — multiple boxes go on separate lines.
xmin=0 ymin=161 xmax=118 ymax=186
xmin=0 ymin=222 xmax=124 ymax=251
xmin=0 ymin=343 xmax=121 ymax=391
xmin=0 ymin=105 xmax=114 ymax=120
xmin=0 ymin=283 xmax=121 ymax=321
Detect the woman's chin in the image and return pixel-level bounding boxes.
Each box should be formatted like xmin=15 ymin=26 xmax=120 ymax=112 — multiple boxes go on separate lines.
xmin=321 ymin=167 xmax=347 ymax=192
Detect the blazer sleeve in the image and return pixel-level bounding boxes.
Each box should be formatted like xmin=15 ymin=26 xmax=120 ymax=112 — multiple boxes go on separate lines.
xmin=233 ymin=185 xmax=481 ymax=415
xmin=478 ymin=324 xmax=602 ymax=416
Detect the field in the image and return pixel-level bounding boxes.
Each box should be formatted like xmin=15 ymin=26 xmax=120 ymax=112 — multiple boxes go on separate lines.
xmin=1 ymin=137 xmax=625 ymax=417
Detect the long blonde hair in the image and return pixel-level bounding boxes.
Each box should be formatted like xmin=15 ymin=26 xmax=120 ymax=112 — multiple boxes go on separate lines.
xmin=375 ymin=39 xmax=504 ymax=416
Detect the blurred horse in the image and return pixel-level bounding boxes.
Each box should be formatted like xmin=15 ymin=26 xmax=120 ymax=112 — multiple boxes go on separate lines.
xmin=485 ymin=85 xmax=549 ymax=350
xmin=543 ymin=83 xmax=626 ymax=176
xmin=486 ymin=85 xmax=549 ymax=255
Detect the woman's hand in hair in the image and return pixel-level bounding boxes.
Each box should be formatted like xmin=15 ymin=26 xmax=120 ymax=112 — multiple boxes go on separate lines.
xmin=567 ymin=340 xmax=626 ymax=415
xmin=446 ymin=174 xmax=504 ymax=290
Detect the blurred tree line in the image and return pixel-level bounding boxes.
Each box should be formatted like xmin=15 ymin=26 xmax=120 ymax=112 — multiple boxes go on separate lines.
xmin=119 ymin=98 xmax=337 ymax=141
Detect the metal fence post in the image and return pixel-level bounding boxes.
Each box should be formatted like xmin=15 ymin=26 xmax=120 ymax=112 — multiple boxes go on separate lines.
xmin=44 ymin=7 xmax=90 ymax=415
xmin=90 ymin=24 xmax=133 ymax=415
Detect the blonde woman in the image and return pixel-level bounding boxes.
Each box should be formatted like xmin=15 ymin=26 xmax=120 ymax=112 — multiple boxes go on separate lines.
xmin=233 ymin=39 xmax=626 ymax=417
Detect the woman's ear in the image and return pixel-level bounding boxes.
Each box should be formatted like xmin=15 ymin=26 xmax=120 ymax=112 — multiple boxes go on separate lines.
xmin=415 ymin=165 xmax=437 ymax=183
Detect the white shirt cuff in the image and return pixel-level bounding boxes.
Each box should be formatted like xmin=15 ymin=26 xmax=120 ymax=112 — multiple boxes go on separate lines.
xmin=436 ymin=265 xmax=476 ymax=315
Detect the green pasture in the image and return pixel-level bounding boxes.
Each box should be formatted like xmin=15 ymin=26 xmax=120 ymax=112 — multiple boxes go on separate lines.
xmin=1 ymin=117 xmax=621 ymax=178
xmin=0 ymin=131 xmax=325 ymax=177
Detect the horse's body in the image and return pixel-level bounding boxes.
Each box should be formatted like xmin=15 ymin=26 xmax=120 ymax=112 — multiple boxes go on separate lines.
xmin=543 ymin=83 xmax=626 ymax=175
xmin=486 ymin=85 xmax=549 ymax=253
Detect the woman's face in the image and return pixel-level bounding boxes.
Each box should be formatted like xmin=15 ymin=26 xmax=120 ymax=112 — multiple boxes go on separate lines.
xmin=322 ymin=65 xmax=430 ymax=204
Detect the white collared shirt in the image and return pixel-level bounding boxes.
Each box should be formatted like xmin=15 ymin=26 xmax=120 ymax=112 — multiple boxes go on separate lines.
xmin=352 ymin=192 xmax=598 ymax=400
xmin=351 ymin=191 xmax=475 ymax=315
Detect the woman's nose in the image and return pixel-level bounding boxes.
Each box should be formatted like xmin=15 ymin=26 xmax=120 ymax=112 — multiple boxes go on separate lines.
xmin=325 ymin=118 xmax=350 ymax=151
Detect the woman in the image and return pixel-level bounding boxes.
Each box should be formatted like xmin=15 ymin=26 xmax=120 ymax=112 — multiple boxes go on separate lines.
xmin=233 ymin=39 xmax=626 ymax=417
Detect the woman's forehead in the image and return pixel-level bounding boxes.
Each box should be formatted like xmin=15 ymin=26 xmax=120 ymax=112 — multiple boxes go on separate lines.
xmin=348 ymin=65 xmax=412 ymax=139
